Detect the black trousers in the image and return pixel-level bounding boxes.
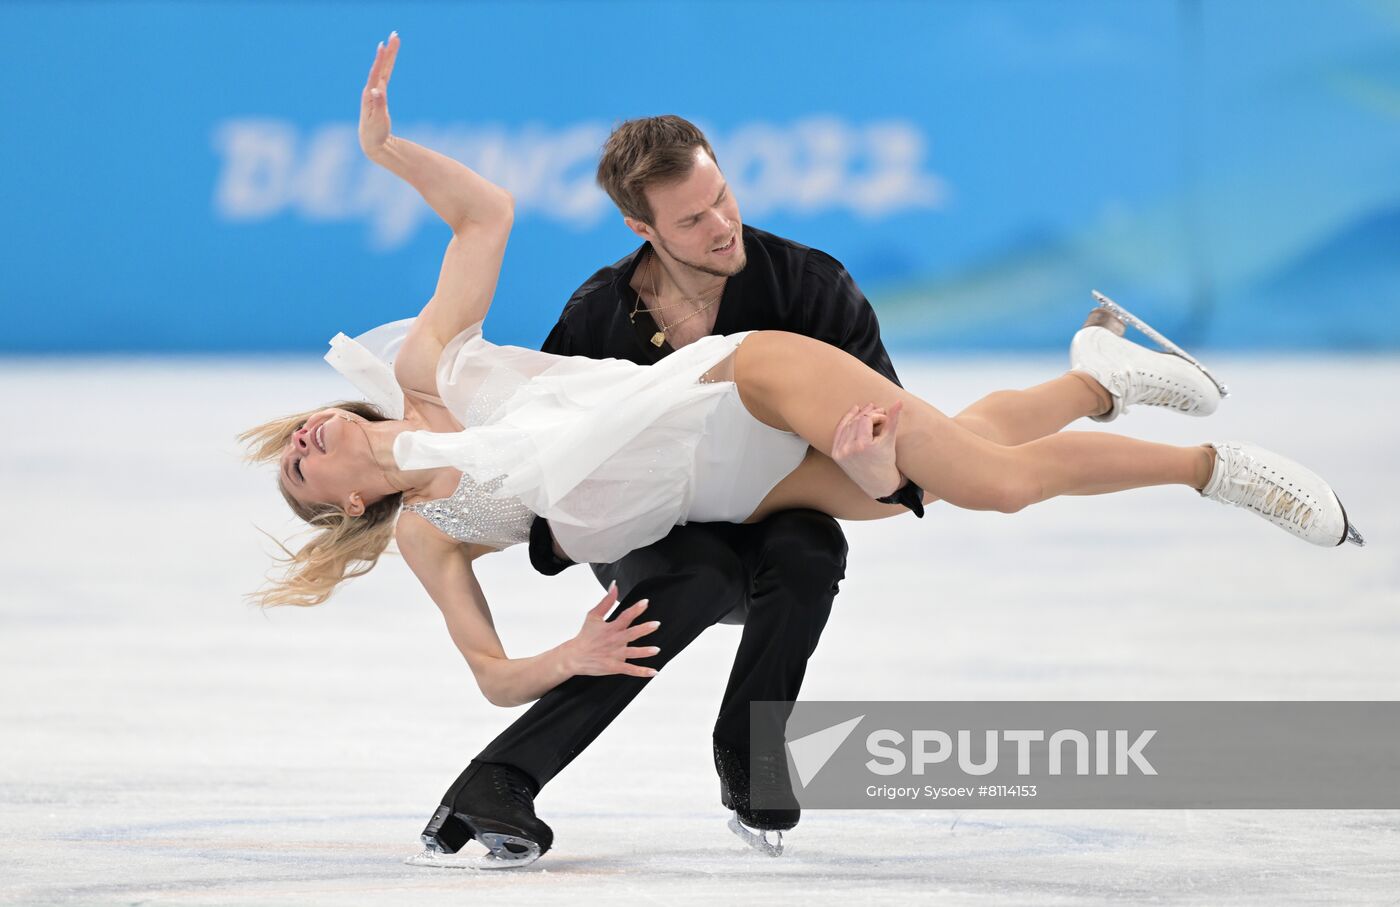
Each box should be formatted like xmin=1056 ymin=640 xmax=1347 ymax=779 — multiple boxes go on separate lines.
xmin=450 ymin=510 xmax=847 ymax=796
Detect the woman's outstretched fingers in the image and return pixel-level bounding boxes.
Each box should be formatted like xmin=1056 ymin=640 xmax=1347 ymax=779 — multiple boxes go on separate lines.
xmin=625 ymin=618 xmax=661 ymax=642
xmin=364 ymin=46 xmax=376 ymax=91
xmin=359 ymin=35 xmax=398 ymax=157
xmin=614 ymin=599 xmax=649 ymax=625
xmin=365 ymin=31 xmax=399 ymax=86
xmin=616 ymin=608 xmax=661 ymax=676
xmin=587 ymin=580 xmax=620 ymax=619
xmin=566 ymin=589 xmax=659 ymax=678
xmin=381 ymin=30 xmax=400 ymax=82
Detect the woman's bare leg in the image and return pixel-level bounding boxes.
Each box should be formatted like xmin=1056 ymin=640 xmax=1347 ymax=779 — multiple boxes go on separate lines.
xmin=736 ymin=331 xmax=1214 ymax=515
xmin=953 ymin=373 xmax=1109 ymax=446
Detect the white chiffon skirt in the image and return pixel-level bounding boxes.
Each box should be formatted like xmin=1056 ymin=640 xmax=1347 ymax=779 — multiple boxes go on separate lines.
xmin=372 ymin=325 xmax=810 ymax=563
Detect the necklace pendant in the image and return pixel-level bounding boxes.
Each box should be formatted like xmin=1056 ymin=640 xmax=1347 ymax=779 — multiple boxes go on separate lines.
xmin=650 ymin=331 xmax=667 ymax=348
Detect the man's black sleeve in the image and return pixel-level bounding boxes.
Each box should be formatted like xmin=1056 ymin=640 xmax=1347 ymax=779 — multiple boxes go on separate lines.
xmin=539 ymin=313 xmax=578 ymax=357
xmin=800 ymin=250 xmax=903 ymax=388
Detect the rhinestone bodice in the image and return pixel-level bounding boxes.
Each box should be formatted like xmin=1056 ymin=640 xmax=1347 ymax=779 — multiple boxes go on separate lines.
xmin=402 ymin=472 xmax=534 ymax=550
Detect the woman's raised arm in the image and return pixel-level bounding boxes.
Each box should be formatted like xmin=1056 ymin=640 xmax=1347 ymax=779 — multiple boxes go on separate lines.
xmin=358 ymin=33 xmax=514 ymax=390
xmin=360 ymin=33 xmax=512 ymax=233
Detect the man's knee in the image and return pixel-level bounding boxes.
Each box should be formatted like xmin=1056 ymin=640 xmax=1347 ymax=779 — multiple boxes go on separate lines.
xmin=749 ymin=509 xmax=848 ymax=599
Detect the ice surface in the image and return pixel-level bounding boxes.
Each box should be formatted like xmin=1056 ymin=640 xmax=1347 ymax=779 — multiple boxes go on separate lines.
xmin=2 ymin=354 xmax=1398 ymax=905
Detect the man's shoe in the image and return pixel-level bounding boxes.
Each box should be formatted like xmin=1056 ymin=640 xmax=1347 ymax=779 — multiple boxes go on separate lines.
xmin=406 ymin=761 xmax=553 ymax=870
xmin=714 ymin=740 xmax=800 ymax=830
xmin=1071 ymin=292 xmax=1226 ymax=423
xmin=714 ymin=739 xmax=798 ymax=856
xmin=1200 ymin=442 xmax=1363 ymax=547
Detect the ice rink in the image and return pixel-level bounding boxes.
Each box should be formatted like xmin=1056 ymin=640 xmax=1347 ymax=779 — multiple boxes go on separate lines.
xmin=3 ymin=354 xmax=1398 ymax=905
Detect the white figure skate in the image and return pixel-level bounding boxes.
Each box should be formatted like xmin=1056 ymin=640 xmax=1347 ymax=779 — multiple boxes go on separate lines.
xmin=1201 ymin=441 xmax=1364 ymax=547
xmin=1071 ymin=290 xmax=1227 ymax=422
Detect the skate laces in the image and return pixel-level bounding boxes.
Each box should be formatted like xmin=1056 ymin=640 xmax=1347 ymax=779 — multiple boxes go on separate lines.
xmin=750 ymin=750 xmax=799 ymax=809
xmin=489 ymin=767 xmax=536 ymax=810
xmin=752 ymin=750 xmax=788 ymax=785
xmin=1214 ymin=449 xmax=1315 ymax=530
xmin=1131 ymin=378 xmax=1196 ymax=412
xmin=1080 ymin=328 xmax=1210 ymax=415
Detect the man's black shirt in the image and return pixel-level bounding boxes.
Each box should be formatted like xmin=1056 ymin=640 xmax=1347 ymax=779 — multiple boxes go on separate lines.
xmin=527 ymin=224 xmax=903 ymax=574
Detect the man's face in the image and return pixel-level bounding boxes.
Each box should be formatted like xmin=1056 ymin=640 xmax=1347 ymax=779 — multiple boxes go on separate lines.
xmin=635 ymin=148 xmax=746 ymax=278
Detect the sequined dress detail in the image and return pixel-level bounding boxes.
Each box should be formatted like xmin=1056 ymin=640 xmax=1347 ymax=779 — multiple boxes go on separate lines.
xmin=401 ymin=473 xmax=534 ymax=549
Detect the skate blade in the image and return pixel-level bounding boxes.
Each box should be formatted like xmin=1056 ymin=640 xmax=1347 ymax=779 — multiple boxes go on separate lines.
xmin=727 ymin=812 xmax=784 ymax=857
xmin=1090 ymin=290 xmax=1230 ymax=399
xmin=1339 ymin=499 xmax=1365 ymax=548
xmin=405 ymin=834 xmax=542 ymax=871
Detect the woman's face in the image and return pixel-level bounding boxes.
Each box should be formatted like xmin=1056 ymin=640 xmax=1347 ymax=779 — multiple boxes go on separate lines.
xmin=279 ymin=408 xmax=375 ymax=516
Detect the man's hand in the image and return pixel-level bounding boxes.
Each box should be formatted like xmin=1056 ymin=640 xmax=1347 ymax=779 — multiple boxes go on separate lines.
xmin=831 ymin=401 xmax=905 ymax=498
xmin=359 ymin=31 xmax=400 ymax=160
xmin=560 ymin=582 xmax=661 ymax=679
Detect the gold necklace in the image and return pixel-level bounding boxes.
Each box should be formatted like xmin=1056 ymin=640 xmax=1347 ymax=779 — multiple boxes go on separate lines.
xmin=629 ymin=253 xmax=723 ymax=348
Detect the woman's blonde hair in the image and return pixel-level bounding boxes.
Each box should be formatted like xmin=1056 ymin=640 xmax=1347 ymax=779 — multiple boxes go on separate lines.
xmin=239 ymin=400 xmax=402 ymax=608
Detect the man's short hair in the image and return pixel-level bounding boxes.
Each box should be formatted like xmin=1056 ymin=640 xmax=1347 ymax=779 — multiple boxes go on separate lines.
xmin=596 ymin=116 xmax=718 ymax=225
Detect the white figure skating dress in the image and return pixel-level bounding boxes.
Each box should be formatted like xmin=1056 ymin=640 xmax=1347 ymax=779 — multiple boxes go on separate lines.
xmin=325 ymin=320 xmax=810 ymax=563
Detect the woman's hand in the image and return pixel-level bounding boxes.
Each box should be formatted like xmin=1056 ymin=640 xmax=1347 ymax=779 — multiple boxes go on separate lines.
xmin=359 ymin=31 xmax=400 ymax=161
xmin=832 ymin=401 xmax=905 ymax=498
xmin=560 ymin=582 xmax=662 ymax=679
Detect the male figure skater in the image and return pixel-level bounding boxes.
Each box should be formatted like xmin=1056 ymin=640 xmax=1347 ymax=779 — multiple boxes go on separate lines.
xmin=418 ymin=116 xmax=918 ymax=865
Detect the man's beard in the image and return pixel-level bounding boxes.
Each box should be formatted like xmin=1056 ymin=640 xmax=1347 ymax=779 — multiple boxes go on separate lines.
xmin=653 ymin=230 xmax=747 ymax=279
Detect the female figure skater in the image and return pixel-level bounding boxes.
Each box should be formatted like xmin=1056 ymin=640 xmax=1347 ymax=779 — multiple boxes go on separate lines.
xmin=245 ymin=34 xmax=1360 ymax=710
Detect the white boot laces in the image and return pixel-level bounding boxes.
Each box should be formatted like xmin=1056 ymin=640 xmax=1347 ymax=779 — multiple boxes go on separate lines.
xmin=1218 ymin=450 xmax=1315 ymax=530
xmin=1133 ymin=380 xmax=1195 ymax=412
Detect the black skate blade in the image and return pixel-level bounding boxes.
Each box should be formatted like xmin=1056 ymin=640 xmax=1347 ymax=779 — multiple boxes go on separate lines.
xmin=727 ymin=812 xmax=784 ymax=857
xmin=1090 ymin=289 xmax=1230 ymax=399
